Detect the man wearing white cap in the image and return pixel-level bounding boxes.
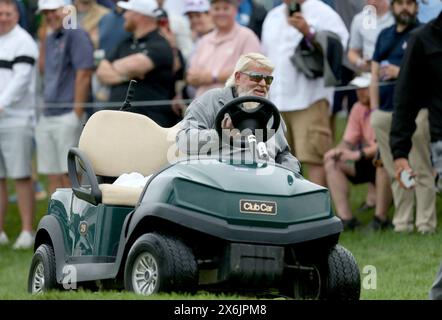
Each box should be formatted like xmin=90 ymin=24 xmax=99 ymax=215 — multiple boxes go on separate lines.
xmin=184 ymin=0 xmax=214 ymax=42
xmin=35 ymin=0 xmax=94 ymax=197
xmin=324 ymin=73 xmax=392 ymax=231
xmin=96 ymin=0 xmax=178 ymax=127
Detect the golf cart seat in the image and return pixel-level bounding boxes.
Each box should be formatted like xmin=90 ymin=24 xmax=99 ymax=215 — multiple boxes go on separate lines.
xmin=68 ymin=110 xmax=180 ymax=207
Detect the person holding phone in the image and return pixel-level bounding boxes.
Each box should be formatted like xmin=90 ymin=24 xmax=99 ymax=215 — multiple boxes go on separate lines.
xmin=370 ymin=0 xmax=435 ymax=234
xmin=388 ymin=11 xmax=442 ymax=299
xmin=261 ymin=0 xmax=348 ymax=186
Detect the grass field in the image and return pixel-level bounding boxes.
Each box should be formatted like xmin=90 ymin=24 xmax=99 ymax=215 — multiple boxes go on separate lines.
xmin=1 ymin=118 xmax=441 ymax=300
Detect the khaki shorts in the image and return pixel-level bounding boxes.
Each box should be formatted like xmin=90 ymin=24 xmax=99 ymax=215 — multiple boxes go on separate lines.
xmin=36 ymin=111 xmax=84 ymax=175
xmin=282 ymin=99 xmax=332 ymax=165
xmin=0 ymin=126 xmax=33 ymax=179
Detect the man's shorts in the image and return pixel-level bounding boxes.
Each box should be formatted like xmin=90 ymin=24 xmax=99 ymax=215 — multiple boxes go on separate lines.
xmin=346 ymin=157 xmax=376 ymax=184
xmin=36 ymin=111 xmax=84 ymax=175
xmin=0 ymin=126 xmax=33 ymax=179
xmin=281 ymin=99 xmax=333 ymax=165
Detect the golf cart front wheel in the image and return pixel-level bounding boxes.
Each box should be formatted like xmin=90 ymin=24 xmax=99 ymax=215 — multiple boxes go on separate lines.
xmin=124 ymin=233 xmax=198 ymax=295
xmin=28 ymin=244 xmax=58 ymax=294
xmin=321 ymin=244 xmax=361 ymax=300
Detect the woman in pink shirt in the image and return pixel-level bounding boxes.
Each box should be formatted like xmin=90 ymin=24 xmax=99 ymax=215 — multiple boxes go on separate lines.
xmin=186 ymin=0 xmax=261 ymax=97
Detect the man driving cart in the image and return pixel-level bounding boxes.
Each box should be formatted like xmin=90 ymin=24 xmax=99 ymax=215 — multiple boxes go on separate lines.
xmin=177 ymin=53 xmax=301 ymax=174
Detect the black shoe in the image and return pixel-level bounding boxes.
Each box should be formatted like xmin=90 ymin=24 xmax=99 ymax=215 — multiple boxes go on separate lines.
xmin=341 ymin=217 xmax=361 ymax=231
xmin=368 ymin=216 xmax=393 ymax=231
xmin=356 ymin=201 xmax=375 ymax=213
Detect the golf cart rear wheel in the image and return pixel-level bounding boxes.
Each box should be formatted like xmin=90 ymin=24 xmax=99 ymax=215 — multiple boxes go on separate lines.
xmin=124 ymin=233 xmax=198 ymax=295
xmin=28 ymin=244 xmax=57 ymax=294
xmin=321 ymin=244 xmax=361 ymax=300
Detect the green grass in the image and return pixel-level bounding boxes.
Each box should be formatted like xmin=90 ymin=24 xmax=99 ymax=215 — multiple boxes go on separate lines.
xmin=1 ymin=118 xmax=442 ymax=300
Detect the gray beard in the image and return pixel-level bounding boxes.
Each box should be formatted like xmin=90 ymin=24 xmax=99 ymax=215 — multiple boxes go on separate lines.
xmin=236 ymin=87 xmax=268 ymax=110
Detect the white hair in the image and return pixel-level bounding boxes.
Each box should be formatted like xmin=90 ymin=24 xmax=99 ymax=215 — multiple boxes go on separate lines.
xmin=225 ymin=53 xmax=275 ymax=88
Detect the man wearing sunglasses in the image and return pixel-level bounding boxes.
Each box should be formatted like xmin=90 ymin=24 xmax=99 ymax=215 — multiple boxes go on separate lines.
xmin=177 ymin=53 xmax=301 ymax=173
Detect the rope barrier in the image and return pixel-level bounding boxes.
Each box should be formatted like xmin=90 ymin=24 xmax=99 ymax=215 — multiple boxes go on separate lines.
xmin=34 ymin=81 xmax=395 ymax=109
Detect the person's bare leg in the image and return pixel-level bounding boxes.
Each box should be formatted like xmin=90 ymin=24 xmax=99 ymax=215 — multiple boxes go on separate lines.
xmin=0 ymin=179 xmax=8 ymax=232
xmin=15 ymin=178 xmax=35 ymax=232
xmin=324 ymin=158 xmax=355 ymax=220
xmin=374 ymin=166 xmax=392 ymax=221
xmin=308 ymin=163 xmax=327 ymax=187
xmin=48 ymin=174 xmax=63 ymax=196
xmin=365 ymin=182 xmax=376 ymax=207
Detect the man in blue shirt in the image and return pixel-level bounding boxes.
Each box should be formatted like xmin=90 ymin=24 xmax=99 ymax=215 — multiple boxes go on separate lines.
xmin=236 ymin=0 xmax=267 ymax=38
xmin=370 ymin=0 xmax=436 ymax=234
xmin=418 ymin=0 xmax=442 ymax=23
xmin=36 ymin=0 xmax=94 ymax=195
xmin=98 ymin=1 xmax=131 ymax=55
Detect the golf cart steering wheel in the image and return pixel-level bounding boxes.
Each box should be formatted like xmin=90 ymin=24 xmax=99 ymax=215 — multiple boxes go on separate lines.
xmin=215 ymin=96 xmax=281 ymax=148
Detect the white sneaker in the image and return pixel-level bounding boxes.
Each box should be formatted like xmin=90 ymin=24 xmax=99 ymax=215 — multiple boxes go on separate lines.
xmin=12 ymin=231 xmax=35 ymax=250
xmin=0 ymin=231 xmax=9 ymax=245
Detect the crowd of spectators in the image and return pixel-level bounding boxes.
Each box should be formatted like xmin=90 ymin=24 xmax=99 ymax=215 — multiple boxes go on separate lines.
xmin=0 ymin=0 xmax=441 ymax=253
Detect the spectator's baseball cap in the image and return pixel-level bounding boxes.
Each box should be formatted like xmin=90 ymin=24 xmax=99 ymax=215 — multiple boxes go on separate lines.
xmin=117 ymin=0 xmax=159 ymax=17
xmin=350 ymin=73 xmax=372 ymax=89
xmin=210 ymin=0 xmax=239 ymax=6
xmin=185 ymin=0 xmax=210 ymax=14
xmin=37 ymin=0 xmax=64 ymax=13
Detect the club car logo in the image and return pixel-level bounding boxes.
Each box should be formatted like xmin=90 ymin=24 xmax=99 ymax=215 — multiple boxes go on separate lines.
xmin=79 ymin=221 xmax=88 ymax=235
xmin=240 ymin=199 xmax=277 ymax=215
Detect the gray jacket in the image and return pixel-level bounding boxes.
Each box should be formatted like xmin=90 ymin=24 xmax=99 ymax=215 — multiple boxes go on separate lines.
xmin=176 ymin=86 xmax=301 ymax=174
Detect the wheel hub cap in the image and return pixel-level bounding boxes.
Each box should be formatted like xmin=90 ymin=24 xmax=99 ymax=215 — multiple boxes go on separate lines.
xmin=132 ymin=252 xmax=158 ymax=295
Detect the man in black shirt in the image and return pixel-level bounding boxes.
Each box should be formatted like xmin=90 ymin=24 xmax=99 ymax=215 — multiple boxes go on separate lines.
xmin=97 ymin=0 xmax=179 ymax=127
xmin=389 ymin=11 xmax=442 ymax=299
xmin=370 ymin=0 xmax=435 ymax=234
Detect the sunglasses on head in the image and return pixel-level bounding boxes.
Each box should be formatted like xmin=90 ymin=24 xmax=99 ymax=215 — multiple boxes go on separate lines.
xmin=240 ymin=71 xmax=274 ymax=85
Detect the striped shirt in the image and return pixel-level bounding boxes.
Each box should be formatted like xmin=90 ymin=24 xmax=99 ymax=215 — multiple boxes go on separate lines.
xmin=0 ymin=25 xmax=38 ymax=128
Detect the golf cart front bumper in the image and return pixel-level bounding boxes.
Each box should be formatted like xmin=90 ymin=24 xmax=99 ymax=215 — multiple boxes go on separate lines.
xmin=131 ymin=203 xmax=343 ymax=246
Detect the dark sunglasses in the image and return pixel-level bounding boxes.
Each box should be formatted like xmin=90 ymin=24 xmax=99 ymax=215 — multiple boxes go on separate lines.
xmin=240 ymin=72 xmax=274 ymax=85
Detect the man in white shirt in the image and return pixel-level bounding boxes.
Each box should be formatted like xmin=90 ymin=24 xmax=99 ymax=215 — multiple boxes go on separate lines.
xmin=0 ymin=0 xmax=38 ymax=249
xmin=163 ymin=0 xmax=185 ymax=15
xmin=261 ymin=0 xmax=348 ymax=186
xmin=348 ymin=0 xmax=394 ymax=72
xmin=156 ymin=0 xmax=194 ymax=61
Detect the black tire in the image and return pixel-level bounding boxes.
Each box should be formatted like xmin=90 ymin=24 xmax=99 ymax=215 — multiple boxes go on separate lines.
xmin=28 ymin=244 xmax=58 ymax=293
xmin=124 ymin=233 xmax=198 ymax=295
xmin=321 ymin=244 xmax=361 ymax=300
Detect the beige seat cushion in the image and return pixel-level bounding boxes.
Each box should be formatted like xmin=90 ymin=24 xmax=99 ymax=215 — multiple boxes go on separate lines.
xmin=99 ymin=184 xmax=143 ymax=206
xmin=78 ymin=110 xmax=181 ymax=206
xmin=79 ymin=110 xmax=180 ymax=177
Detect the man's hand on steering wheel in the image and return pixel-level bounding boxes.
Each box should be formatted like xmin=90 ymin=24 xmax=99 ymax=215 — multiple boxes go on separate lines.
xmin=215 ymin=96 xmax=281 ymax=148
xmin=221 ymin=114 xmax=241 ymax=138
xmin=221 ymin=114 xmax=233 ymax=130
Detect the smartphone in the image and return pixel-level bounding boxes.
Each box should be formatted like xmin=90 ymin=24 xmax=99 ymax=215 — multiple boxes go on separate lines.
xmin=400 ymin=170 xmax=416 ymax=189
xmin=289 ymin=0 xmax=301 ymax=16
